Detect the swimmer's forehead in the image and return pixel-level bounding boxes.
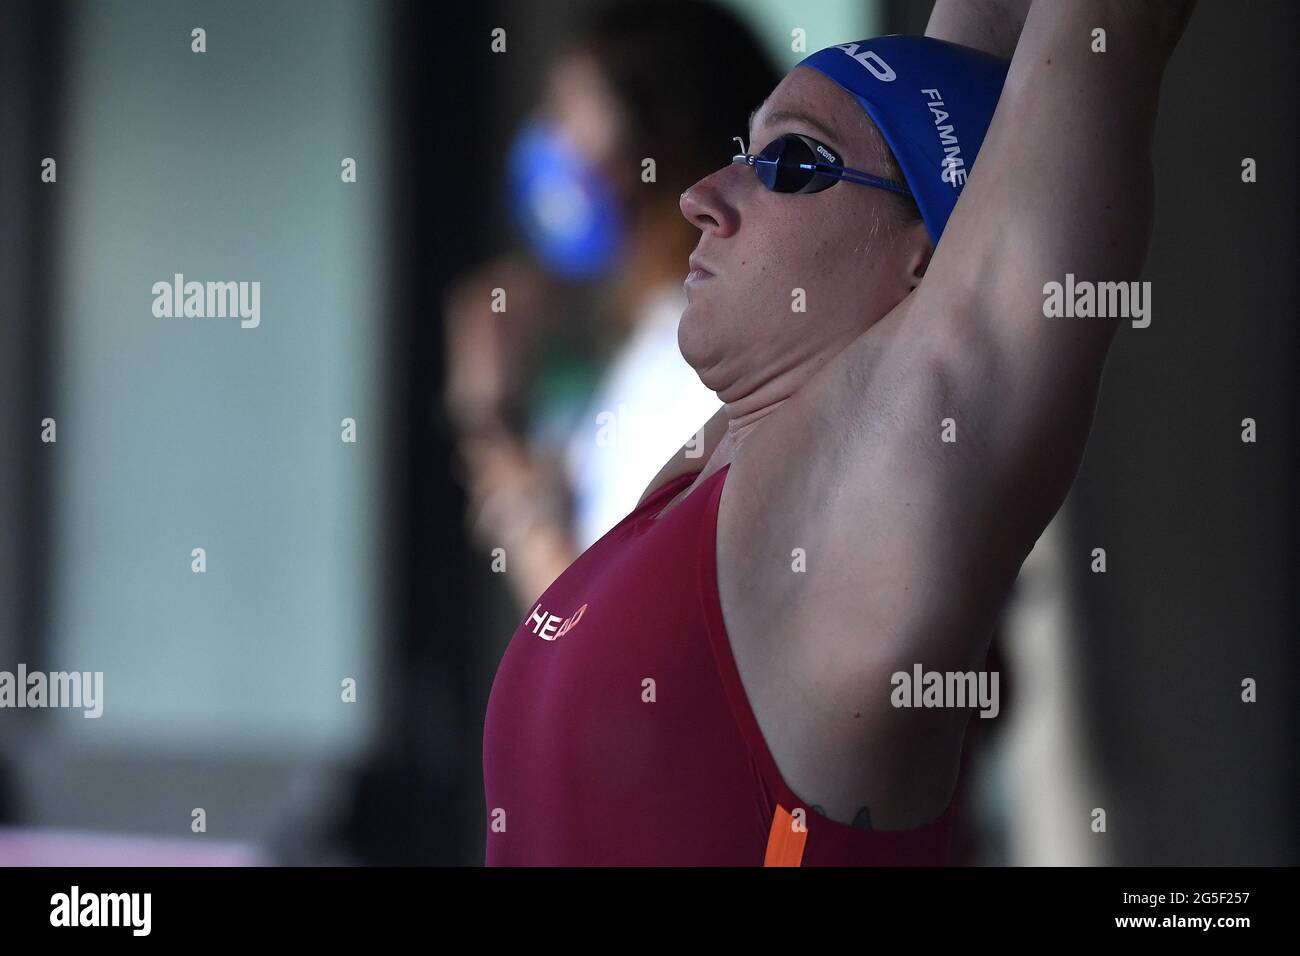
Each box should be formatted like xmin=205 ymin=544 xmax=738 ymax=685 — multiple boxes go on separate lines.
xmin=746 ymin=67 xmax=870 ymax=150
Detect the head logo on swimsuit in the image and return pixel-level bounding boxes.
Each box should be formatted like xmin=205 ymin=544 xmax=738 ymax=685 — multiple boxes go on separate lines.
xmin=525 ymin=601 xmax=588 ymax=641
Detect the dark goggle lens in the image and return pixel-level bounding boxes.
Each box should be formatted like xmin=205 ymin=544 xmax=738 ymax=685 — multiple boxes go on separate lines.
xmin=756 ymin=135 xmax=836 ymax=194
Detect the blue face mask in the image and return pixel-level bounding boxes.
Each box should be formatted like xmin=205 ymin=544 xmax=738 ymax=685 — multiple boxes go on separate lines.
xmin=506 ymin=120 xmax=624 ymax=279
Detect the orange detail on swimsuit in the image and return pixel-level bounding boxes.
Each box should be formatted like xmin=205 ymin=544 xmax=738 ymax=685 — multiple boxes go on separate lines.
xmin=763 ymin=804 xmax=808 ymax=867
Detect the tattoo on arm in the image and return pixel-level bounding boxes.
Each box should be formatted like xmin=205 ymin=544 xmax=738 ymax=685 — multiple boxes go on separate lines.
xmin=806 ymin=804 xmax=874 ymax=830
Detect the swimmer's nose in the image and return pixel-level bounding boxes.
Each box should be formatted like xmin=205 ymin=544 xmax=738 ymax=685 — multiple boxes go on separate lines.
xmin=680 ymin=167 xmax=740 ymax=238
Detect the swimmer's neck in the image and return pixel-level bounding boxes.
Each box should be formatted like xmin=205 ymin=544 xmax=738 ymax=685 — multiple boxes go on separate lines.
xmin=719 ymin=294 xmax=919 ymax=453
xmin=722 ymin=396 xmax=788 ymax=452
xmin=719 ymin=342 xmax=838 ymax=451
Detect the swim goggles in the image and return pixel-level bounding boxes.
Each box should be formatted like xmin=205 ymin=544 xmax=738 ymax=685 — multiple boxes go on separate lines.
xmin=731 ymin=132 xmax=912 ymax=197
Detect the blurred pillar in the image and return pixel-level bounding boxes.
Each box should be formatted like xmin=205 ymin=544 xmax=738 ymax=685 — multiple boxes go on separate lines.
xmin=0 ymin=0 xmax=67 ymax=825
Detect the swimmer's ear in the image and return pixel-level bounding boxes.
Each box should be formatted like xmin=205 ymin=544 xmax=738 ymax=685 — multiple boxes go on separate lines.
xmin=904 ymin=221 xmax=933 ymax=291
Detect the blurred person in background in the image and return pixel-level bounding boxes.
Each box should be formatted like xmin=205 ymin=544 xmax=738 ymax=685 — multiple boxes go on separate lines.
xmin=443 ymin=0 xmax=780 ymax=609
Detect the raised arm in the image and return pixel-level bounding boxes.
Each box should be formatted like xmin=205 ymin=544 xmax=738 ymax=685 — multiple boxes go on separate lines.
xmin=926 ymin=0 xmax=1032 ymax=59
xmin=818 ymin=0 xmax=1198 ymax=567
xmin=768 ymin=0 xmax=1196 ymax=672
xmin=914 ymin=0 xmax=1195 ymax=398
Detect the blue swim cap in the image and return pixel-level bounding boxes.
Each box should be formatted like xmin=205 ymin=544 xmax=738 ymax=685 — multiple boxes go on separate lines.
xmin=796 ymin=36 xmax=1009 ymax=245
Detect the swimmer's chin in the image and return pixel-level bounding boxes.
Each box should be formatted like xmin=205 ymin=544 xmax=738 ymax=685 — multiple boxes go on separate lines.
xmin=677 ymin=309 xmax=722 ymax=370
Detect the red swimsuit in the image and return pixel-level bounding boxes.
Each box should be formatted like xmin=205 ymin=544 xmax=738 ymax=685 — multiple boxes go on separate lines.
xmin=483 ymin=462 xmax=961 ymax=865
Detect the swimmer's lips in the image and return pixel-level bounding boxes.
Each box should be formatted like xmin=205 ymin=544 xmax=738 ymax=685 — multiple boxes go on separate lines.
xmin=686 ymin=256 xmax=715 ymax=282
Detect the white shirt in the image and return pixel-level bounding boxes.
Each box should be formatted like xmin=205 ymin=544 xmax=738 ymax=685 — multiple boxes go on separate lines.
xmin=564 ymin=284 xmax=722 ymax=550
